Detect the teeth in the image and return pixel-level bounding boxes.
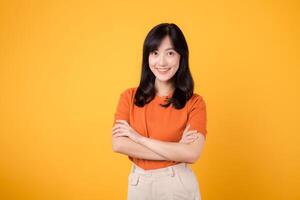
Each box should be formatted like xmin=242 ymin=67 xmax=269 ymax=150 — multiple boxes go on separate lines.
xmin=157 ymin=68 xmax=170 ymax=72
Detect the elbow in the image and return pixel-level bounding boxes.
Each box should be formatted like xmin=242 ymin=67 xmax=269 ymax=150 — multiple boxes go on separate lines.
xmin=112 ymin=143 xmax=119 ymax=152
xmin=188 ymin=153 xmax=200 ymax=164
xmin=112 ymin=137 xmax=121 ymax=152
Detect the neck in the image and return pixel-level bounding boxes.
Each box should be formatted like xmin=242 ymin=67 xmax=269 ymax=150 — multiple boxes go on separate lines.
xmin=154 ymin=79 xmax=175 ymax=96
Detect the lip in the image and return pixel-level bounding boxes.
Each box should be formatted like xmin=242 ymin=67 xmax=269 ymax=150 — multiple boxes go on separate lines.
xmin=156 ymin=68 xmax=171 ymax=71
xmin=156 ymin=68 xmax=170 ymax=75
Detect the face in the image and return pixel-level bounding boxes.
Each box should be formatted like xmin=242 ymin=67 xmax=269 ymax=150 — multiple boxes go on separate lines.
xmin=148 ymin=36 xmax=180 ymax=83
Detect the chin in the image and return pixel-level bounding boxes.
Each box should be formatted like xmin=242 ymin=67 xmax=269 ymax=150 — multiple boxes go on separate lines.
xmin=155 ymin=76 xmax=173 ymax=82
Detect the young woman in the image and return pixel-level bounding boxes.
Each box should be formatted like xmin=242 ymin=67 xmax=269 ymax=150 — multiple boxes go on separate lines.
xmin=112 ymin=23 xmax=207 ymax=200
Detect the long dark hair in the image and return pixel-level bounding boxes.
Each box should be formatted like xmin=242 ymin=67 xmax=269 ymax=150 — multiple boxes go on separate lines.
xmin=134 ymin=23 xmax=194 ymax=109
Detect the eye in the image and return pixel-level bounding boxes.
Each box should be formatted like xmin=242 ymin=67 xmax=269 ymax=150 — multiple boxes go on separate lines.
xmin=168 ymin=51 xmax=175 ymax=56
xmin=151 ymin=51 xmax=158 ymax=56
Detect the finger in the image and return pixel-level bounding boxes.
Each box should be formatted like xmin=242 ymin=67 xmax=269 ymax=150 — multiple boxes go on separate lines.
xmin=116 ymin=120 xmax=129 ymax=126
xmin=115 ymin=121 xmax=130 ymax=129
xmin=181 ymin=132 xmax=198 ymax=140
xmin=116 ymin=119 xmax=127 ymax=123
xmin=112 ymin=124 xmax=128 ymax=132
xmin=112 ymin=125 xmax=118 ymax=131
xmin=182 ymin=134 xmax=199 ymax=143
xmin=183 ymin=131 xmax=198 ymax=137
xmin=112 ymin=127 xmax=128 ymax=134
xmin=181 ymin=136 xmax=197 ymax=143
xmin=183 ymin=124 xmax=190 ymax=133
xmin=112 ymin=128 xmax=128 ymax=136
xmin=113 ymin=132 xmax=127 ymax=137
xmin=185 ymin=135 xmax=199 ymax=141
xmin=112 ymin=126 xmax=121 ymax=132
xmin=187 ymin=129 xmax=198 ymax=134
xmin=112 ymin=127 xmax=127 ymax=135
xmin=183 ymin=124 xmax=191 ymax=135
xmin=186 ymin=134 xmax=198 ymax=140
xmin=181 ymin=139 xmax=193 ymax=144
xmin=112 ymin=125 xmax=121 ymax=132
xmin=112 ymin=129 xmax=120 ymax=135
xmin=180 ymin=138 xmax=195 ymax=144
xmin=184 ymin=124 xmax=190 ymax=133
xmin=185 ymin=139 xmax=197 ymax=143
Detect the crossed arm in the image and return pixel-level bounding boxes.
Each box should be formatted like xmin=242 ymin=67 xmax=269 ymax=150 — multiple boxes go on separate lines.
xmin=112 ymin=136 xmax=169 ymax=161
xmin=112 ymin=124 xmax=205 ymax=164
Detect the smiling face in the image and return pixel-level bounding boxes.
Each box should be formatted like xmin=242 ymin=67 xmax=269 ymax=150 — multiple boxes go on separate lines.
xmin=148 ymin=35 xmax=181 ymax=83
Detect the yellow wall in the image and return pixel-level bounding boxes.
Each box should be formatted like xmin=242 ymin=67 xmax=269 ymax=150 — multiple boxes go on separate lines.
xmin=0 ymin=0 xmax=299 ymax=199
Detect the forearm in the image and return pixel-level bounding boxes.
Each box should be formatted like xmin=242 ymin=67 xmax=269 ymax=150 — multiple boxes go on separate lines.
xmin=112 ymin=136 xmax=168 ymax=161
xmin=138 ymin=137 xmax=195 ymax=163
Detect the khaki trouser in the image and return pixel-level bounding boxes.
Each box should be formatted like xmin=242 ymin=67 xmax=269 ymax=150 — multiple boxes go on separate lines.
xmin=127 ymin=162 xmax=201 ymax=200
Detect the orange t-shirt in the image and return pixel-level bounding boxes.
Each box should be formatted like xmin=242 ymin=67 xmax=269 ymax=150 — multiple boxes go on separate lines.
xmin=113 ymin=87 xmax=207 ymax=170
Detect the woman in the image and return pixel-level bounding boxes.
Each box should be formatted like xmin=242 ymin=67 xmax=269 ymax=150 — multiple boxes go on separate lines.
xmin=112 ymin=23 xmax=207 ymax=200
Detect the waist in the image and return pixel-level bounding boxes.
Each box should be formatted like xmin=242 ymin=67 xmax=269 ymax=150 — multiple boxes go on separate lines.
xmin=131 ymin=162 xmax=190 ymax=178
xmin=128 ymin=156 xmax=183 ymax=170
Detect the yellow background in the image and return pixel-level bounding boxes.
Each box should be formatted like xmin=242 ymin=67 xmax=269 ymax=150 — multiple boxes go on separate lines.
xmin=0 ymin=0 xmax=299 ymax=199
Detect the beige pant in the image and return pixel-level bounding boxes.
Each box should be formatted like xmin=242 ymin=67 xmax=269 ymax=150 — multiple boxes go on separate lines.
xmin=127 ymin=162 xmax=201 ymax=200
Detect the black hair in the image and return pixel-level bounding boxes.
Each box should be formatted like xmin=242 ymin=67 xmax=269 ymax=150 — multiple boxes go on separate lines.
xmin=134 ymin=23 xmax=194 ymax=109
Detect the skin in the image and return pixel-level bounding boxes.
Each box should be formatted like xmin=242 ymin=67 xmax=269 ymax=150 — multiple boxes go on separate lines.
xmin=112 ymin=35 xmax=205 ymax=163
xmin=148 ymin=35 xmax=180 ymax=96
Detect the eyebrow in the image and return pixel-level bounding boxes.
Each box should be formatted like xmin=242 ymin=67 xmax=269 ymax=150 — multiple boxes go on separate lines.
xmin=165 ymin=47 xmax=175 ymax=51
xmin=154 ymin=47 xmax=175 ymax=51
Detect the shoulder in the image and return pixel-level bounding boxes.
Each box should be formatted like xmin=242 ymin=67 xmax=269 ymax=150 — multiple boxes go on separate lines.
xmin=187 ymin=93 xmax=206 ymax=109
xmin=120 ymin=86 xmax=138 ymax=100
xmin=121 ymin=86 xmax=137 ymax=95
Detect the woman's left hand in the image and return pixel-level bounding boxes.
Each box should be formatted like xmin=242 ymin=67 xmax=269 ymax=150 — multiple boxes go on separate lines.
xmin=112 ymin=120 xmax=144 ymax=143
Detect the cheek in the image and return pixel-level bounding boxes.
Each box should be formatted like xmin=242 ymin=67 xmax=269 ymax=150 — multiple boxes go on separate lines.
xmin=167 ymin=54 xmax=180 ymax=64
xmin=148 ymin=57 xmax=156 ymax=68
xmin=168 ymin=58 xmax=180 ymax=68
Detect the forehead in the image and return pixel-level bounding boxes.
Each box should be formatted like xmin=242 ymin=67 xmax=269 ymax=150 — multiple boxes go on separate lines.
xmin=157 ymin=36 xmax=174 ymax=50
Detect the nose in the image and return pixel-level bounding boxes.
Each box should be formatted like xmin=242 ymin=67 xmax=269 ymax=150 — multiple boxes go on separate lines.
xmin=158 ymin=54 xmax=167 ymax=66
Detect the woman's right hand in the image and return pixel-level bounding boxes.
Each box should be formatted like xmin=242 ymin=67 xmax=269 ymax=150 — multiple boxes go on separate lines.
xmin=179 ymin=124 xmax=199 ymax=144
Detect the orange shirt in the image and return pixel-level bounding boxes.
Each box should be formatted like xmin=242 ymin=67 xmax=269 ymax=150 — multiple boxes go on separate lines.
xmin=113 ymin=87 xmax=207 ymax=170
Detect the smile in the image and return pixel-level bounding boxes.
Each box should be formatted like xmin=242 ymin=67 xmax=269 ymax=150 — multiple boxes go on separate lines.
xmin=156 ymin=68 xmax=171 ymax=72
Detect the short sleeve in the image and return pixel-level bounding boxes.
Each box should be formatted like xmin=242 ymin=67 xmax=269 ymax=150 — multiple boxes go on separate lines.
xmin=112 ymin=88 xmax=132 ymax=127
xmin=187 ymin=95 xmax=208 ymax=139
